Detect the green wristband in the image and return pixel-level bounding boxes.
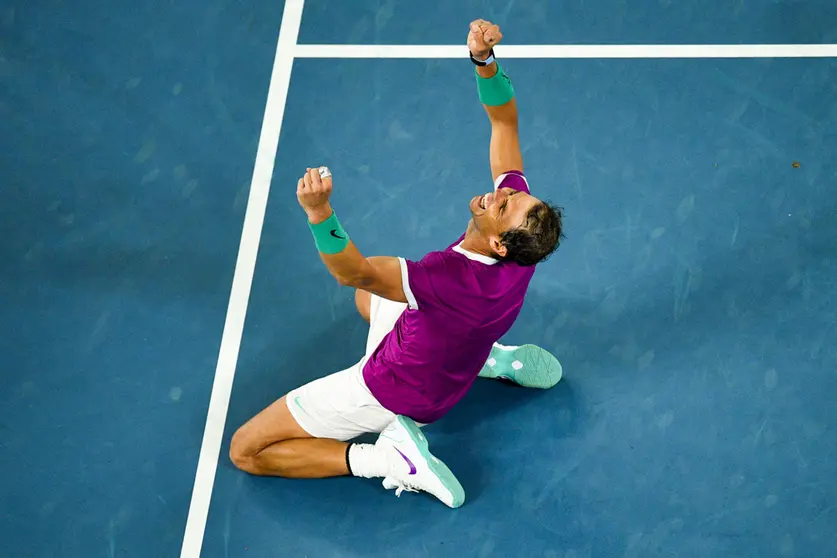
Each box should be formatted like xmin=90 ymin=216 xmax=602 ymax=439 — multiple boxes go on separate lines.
xmin=308 ymin=211 xmax=350 ymax=254
xmin=476 ymin=63 xmax=515 ymax=106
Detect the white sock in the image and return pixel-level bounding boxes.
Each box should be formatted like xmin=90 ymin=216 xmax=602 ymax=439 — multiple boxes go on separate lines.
xmin=493 ymin=342 xmax=519 ymax=351
xmin=347 ymin=443 xmax=390 ymax=478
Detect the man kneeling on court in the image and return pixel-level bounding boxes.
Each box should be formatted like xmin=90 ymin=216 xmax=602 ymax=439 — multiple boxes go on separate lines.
xmin=229 ymin=19 xmax=564 ymax=508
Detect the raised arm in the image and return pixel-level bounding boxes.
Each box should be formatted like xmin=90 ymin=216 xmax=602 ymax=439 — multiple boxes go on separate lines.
xmin=296 ymin=167 xmax=408 ymax=303
xmin=468 ymin=20 xmax=523 ymax=182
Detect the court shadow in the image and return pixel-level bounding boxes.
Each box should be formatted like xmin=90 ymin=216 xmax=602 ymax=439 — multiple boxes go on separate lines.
xmin=426 ymin=377 xmax=580 ymax=502
xmin=435 ymin=377 xmax=565 ymax=432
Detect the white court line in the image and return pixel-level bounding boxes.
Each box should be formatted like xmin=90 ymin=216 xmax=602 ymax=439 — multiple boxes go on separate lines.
xmin=296 ymin=43 xmax=837 ymax=58
xmin=178 ymin=0 xmax=303 ymax=556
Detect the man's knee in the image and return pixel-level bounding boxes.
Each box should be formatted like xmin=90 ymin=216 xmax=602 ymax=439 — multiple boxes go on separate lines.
xmin=229 ymin=423 xmax=273 ymax=475
xmin=355 ymin=289 xmax=371 ymax=323
xmin=229 ymin=427 xmax=259 ymax=474
xmin=228 ymin=395 xmax=312 ymax=475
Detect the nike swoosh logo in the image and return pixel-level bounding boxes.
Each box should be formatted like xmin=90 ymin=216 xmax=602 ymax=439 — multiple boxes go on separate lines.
xmin=394 ymin=448 xmax=417 ymax=475
xmin=294 ymin=396 xmax=310 ymax=416
xmin=330 ymin=229 xmax=345 ymax=239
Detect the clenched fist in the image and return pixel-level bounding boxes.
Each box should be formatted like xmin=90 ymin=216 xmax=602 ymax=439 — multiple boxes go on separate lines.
xmin=297 ymin=166 xmax=334 ymax=223
xmin=468 ymin=19 xmax=503 ymax=61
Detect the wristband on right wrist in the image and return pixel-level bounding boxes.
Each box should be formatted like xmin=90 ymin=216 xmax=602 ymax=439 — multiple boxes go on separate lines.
xmin=470 ymin=48 xmax=495 ymax=66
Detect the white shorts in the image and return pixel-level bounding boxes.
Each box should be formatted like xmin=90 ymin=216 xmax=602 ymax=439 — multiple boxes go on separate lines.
xmin=286 ymin=294 xmax=408 ymax=441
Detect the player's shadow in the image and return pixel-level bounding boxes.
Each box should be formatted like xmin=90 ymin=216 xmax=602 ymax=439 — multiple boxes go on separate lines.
xmin=425 ymin=376 xmax=580 ymax=502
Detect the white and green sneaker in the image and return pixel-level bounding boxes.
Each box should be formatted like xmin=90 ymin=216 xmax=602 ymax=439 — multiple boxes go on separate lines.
xmin=377 ymin=416 xmax=465 ymax=508
xmin=479 ymin=343 xmax=563 ymax=389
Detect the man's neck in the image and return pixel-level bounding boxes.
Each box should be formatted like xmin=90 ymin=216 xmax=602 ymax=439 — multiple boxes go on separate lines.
xmin=459 ymin=226 xmax=497 ymax=260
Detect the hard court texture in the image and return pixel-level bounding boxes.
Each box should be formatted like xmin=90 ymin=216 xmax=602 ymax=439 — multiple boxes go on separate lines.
xmin=1 ymin=1 xmax=836 ymax=556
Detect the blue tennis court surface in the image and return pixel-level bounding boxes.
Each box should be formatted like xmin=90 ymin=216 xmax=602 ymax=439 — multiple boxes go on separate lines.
xmin=2 ymin=1 xmax=836 ymax=557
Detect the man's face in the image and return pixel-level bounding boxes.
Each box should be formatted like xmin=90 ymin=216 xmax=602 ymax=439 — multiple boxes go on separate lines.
xmin=469 ymin=187 xmax=540 ymax=257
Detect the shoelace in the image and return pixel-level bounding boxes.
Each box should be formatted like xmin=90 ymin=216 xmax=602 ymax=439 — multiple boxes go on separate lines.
xmin=385 ymin=477 xmax=421 ymax=497
xmin=393 ymin=482 xmax=420 ymax=497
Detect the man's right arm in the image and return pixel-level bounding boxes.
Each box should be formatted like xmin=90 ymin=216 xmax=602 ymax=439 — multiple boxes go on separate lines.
xmin=469 ymin=20 xmax=523 ymax=182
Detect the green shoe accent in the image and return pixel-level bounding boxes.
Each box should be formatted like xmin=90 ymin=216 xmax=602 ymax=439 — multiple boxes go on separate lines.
xmin=397 ymin=416 xmax=465 ymax=508
xmin=479 ymin=344 xmax=563 ymax=389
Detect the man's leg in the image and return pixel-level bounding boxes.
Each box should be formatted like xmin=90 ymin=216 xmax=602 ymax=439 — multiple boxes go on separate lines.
xmin=230 ymin=361 xmax=402 ymax=480
xmin=355 ymin=288 xmax=371 ymax=323
xmin=229 ymin=359 xmax=464 ymax=507
xmin=229 ymin=392 xmax=445 ymax=486
xmin=229 ymin=396 xmax=350 ymax=479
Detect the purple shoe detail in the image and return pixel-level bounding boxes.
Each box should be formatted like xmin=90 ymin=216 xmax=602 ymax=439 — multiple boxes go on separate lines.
xmin=394 ymin=448 xmax=417 ymax=475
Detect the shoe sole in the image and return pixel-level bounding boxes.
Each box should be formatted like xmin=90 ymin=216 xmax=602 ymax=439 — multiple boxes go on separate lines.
xmin=483 ymin=344 xmax=563 ymax=389
xmin=397 ymin=416 xmax=465 ymax=508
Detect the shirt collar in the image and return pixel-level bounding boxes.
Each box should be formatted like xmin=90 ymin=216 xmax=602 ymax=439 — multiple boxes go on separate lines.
xmin=452 ymin=242 xmax=500 ymax=265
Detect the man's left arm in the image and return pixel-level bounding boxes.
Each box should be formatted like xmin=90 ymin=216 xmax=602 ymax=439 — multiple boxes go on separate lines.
xmin=298 ymin=167 xmax=408 ymax=304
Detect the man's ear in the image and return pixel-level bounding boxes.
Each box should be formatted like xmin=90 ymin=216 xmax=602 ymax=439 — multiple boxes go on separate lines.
xmin=489 ymin=236 xmax=507 ymax=258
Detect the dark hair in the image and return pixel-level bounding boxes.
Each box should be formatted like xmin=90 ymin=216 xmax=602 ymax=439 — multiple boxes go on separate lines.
xmin=500 ymin=201 xmax=564 ymax=266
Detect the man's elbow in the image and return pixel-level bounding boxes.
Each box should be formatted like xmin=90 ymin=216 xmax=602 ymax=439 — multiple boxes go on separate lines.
xmin=335 ymin=273 xmax=374 ymax=289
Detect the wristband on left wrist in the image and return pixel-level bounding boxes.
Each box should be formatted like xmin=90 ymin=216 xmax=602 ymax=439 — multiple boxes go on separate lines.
xmin=308 ymin=210 xmax=350 ymax=254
